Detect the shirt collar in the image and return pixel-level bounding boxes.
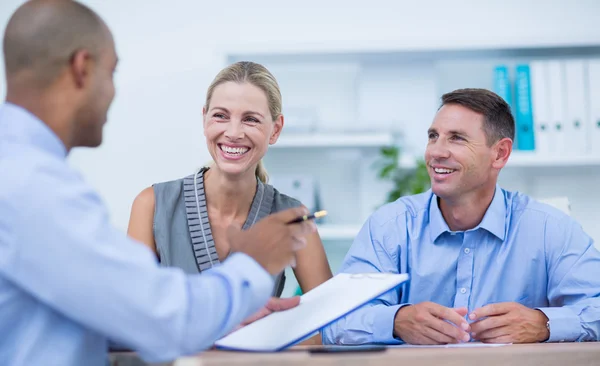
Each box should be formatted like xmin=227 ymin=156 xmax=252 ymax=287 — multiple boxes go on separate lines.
xmin=429 ymin=185 xmax=507 ymax=243
xmin=0 ymin=102 xmax=67 ymax=159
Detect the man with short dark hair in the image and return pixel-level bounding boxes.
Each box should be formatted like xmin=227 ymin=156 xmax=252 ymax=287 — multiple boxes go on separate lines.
xmin=323 ymin=88 xmax=600 ymax=345
xmin=0 ymin=1 xmax=314 ymax=365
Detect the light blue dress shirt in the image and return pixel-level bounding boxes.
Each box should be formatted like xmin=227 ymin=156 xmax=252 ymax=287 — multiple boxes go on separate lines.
xmin=322 ymin=186 xmax=600 ymax=345
xmin=0 ymin=103 xmax=275 ymax=366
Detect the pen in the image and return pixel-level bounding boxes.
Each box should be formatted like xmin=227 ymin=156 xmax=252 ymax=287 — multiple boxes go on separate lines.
xmin=287 ymin=210 xmax=327 ymax=224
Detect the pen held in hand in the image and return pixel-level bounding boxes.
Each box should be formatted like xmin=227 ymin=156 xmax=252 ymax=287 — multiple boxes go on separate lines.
xmin=287 ymin=210 xmax=327 ymax=224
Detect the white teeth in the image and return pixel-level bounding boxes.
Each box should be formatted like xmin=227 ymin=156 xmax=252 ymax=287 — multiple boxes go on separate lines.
xmin=220 ymin=145 xmax=249 ymax=155
xmin=434 ymin=168 xmax=455 ymax=174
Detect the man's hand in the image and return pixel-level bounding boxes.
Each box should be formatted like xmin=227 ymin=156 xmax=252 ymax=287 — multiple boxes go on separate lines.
xmin=228 ymin=207 xmax=316 ymax=275
xmin=231 ymin=297 xmax=301 ymax=332
xmin=469 ymin=302 xmax=549 ymax=343
xmin=393 ymin=302 xmax=471 ymax=344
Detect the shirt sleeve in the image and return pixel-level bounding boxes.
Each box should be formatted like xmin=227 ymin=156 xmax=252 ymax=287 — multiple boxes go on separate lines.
xmin=0 ymin=163 xmax=274 ymax=362
xmin=536 ymin=216 xmax=600 ymax=342
xmin=321 ymin=209 xmax=407 ymax=345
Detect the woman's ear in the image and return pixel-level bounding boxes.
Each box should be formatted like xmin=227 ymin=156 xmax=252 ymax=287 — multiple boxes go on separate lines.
xmin=269 ymin=114 xmax=284 ymax=145
xmin=202 ymin=106 xmax=207 ymax=136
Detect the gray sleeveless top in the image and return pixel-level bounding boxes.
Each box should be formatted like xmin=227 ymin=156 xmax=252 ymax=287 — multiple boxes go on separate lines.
xmin=152 ymin=167 xmax=301 ymax=297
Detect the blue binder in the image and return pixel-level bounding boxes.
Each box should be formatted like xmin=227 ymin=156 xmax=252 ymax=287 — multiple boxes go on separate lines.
xmin=514 ymin=64 xmax=536 ymax=151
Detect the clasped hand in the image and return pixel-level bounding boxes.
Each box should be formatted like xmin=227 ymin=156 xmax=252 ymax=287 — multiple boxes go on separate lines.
xmin=394 ymin=301 xmax=549 ymax=345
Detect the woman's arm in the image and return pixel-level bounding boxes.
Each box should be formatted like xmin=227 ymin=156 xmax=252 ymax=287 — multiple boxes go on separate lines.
xmin=127 ymin=186 xmax=158 ymax=255
xmin=292 ymin=230 xmax=333 ymax=293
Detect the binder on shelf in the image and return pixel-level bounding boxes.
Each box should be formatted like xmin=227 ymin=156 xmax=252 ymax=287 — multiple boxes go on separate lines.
xmin=564 ymin=60 xmax=589 ymax=155
xmin=530 ymin=61 xmax=552 ymax=154
xmin=514 ymin=64 xmax=535 ymax=151
xmin=588 ymin=59 xmax=600 ymax=156
xmin=546 ymin=61 xmax=567 ymax=155
xmin=493 ymin=65 xmax=514 ymax=116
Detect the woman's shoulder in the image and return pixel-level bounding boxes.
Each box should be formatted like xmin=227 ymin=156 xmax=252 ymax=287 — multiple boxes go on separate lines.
xmin=268 ymin=184 xmax=304 ymax=212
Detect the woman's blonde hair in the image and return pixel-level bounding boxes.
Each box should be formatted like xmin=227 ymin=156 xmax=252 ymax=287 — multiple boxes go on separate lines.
xmin=204 ymin=61 xmax=282 ymax=184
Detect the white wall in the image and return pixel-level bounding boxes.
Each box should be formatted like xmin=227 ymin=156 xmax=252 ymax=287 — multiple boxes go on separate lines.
xmin=2 ymin=0 xmax=600 ymax=233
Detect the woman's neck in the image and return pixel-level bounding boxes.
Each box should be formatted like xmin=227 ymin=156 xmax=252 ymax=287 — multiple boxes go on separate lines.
xmin=203 ymin=166 xmax=258 ymax=224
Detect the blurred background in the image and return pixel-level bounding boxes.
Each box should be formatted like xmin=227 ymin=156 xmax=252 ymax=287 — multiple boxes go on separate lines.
xmin=2 ymin=0 xmax=600 ymax=296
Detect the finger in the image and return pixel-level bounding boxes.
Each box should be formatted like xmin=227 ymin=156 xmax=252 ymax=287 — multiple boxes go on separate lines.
xmin=474 ymin=325 xmax=510 ymax=341
xmin=429 ymin=304 xmax=470 ymax=332
xmin=428 ymin=317 xmax=470 ymax=343
xmin=288 ymin=221 xmax=317 ymax=239
xmin=470 ymin=315 xmax=508 ymax=335
xmin=416 ymin=332 xmax=447 ymax=345
xmin=469 ymin=303 xmax=511 ymax=321
xmin=240 ymin=307 xmax=272 ymax=326
xmin=291 ymin=236 xmax=307 ymax=251
xmin=479 ymin=333 xmax=513 ymax=344
xmin=423 ymin=324 xmax=460 ymax=344
xmin=453 ymin=307 xmax=468 ymax=317
xmin=266 ymin=296 xmax=301 ymax=312
xmin=271 ymin=206 xmax=310 ymax=224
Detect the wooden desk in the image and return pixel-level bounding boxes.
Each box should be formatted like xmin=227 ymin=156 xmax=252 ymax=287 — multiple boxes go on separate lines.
xmin=111 ymin=342 xmax=600 ymax=366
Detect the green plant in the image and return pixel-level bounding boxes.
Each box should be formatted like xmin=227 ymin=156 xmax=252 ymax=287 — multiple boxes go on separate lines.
xmin=373 ymin=145 xmax=431 ymax=203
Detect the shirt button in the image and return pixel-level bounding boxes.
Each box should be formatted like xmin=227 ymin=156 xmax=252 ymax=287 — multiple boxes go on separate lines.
xmin=460 ymin=288 xmax=467 ymax=294
xmin=464 ymin=248 xmax=470 ymax=254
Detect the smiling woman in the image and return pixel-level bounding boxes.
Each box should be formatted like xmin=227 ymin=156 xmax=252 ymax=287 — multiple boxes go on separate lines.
xmin=126 ymin=61 xmax=332 ymax=298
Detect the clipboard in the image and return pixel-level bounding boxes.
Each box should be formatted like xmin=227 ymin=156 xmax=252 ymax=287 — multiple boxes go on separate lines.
xmin=214 ymin=272 xmax=410 ymax=352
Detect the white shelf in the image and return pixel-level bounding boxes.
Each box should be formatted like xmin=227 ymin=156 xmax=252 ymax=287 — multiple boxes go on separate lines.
xmin=317 ymin=224 xmax=361 ymax=241
xmin=399 ymin=152 xmax=600 ymax=169
xmin=273 ymin=132 xmax=394 ymax=148
xmin=506 ymin=152 xmax=600 ymax=168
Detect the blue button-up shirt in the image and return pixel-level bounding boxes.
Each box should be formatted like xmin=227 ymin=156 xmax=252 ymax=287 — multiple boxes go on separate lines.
xmin=0 ymin=103 xmax=274 ymax=366
xmin=322 ymin=186 xmax=600 ymax=344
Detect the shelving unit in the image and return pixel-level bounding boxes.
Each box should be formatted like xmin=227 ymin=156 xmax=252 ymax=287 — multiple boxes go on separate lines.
xmin=273 ymin=132 xmax=394 ymax=149
xmin=227 ymin=40 xmax=600 ymax=298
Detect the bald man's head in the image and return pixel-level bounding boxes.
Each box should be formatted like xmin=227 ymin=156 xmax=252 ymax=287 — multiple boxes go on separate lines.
xmin=3 ymin=0 xmax=112 ymax=86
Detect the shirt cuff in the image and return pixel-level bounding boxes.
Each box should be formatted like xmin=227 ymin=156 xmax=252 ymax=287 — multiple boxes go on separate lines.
xmin=536 ymin=307 xmax=583 ymax=342
xmin=372 ymin=304 xmax=405 ymax=343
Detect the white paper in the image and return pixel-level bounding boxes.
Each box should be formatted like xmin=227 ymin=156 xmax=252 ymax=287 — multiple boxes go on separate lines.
xmin=389 ymin=342 xmax=510 ymax=348
xmin=215 ymin=273 xmax=410 ymax=352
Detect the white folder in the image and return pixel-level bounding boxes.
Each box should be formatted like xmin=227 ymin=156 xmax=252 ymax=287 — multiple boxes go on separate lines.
xmin=588 ymin=59 xmax=600 ymax=156
xmin=563 ymin=60 xmax=589 ymax=155
xmin=546 ymin=61 xmax=566 ymax=155
xmin=530 ymin=61 xmax=552 ymax=154
xmin=214 ymin=272 xmax=410 ymax=352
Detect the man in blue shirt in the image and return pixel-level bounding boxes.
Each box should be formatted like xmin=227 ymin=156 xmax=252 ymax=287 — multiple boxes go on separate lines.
xmin=0 ymin=1 xmax=315 ymax=365
xmin=323 ymin=88 xmax=600 ymax=345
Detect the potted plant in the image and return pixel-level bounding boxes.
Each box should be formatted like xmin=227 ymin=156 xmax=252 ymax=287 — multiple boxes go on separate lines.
xmin=373 ymin=145 xmax=431 ymax=204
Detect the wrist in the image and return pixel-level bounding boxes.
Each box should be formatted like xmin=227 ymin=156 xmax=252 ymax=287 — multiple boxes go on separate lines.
xmin=392 ymin=304 xmax=410 ymax=340
xmin=535 ymin=309 xmax=550 ymax=342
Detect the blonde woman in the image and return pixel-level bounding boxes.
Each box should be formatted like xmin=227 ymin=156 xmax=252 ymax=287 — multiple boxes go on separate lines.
xmin=127 ymin=61 xmax=333 ymax=298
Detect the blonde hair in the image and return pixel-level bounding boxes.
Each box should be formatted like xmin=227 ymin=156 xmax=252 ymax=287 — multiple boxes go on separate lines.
xmin=205 ymin=61 xmax=282 ymax=184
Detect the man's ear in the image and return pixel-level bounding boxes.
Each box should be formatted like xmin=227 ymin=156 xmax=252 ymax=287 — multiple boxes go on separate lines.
xmin=492 ymin=137 xmax=513 ymax=169
xmin=269 ymin=114 xmax=284 ymax=145
xmin=69 ymin=49 xmax=93 ymax=88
